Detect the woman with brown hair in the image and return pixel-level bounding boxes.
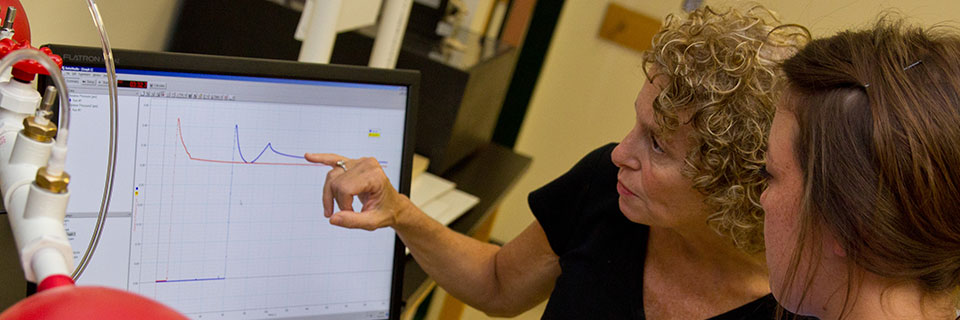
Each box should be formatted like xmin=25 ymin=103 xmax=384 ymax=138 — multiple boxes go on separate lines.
xmin=762 ymin=19 xmax=960 ymax=319
xmin=309 ymin=6 xmax=807 ymax=319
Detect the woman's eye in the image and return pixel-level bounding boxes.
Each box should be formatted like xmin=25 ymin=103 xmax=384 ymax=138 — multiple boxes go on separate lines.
xmin=651 ymin=134 xmax=664 ymax=153
xmin=759 ymin=165 xmax=772 ymax=180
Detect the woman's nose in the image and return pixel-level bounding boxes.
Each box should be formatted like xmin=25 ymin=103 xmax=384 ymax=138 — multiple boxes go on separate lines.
xmin=612 ymin=131 xmax=641 ymax=170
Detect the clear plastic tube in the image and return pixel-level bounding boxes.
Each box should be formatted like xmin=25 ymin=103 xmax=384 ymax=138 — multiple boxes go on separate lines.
xmin=72 ymin=0 xmax=119 ymax=281
xmin=0 ymin=49 xmax=71 ymax=140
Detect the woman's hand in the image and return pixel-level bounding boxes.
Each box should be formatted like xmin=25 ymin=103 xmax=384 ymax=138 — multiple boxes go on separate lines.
xmin=306 ymin=155 xmax=561 ymax=316
xmin=305 ymin=153 xmax=413 ymax=231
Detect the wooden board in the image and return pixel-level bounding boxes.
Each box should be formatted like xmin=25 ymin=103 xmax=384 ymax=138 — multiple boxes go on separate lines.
xmin=598 ymin=3 xmax=661 ymax=53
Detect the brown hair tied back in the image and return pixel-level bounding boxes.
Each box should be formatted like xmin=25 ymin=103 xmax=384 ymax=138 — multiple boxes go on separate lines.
xmin=782 ymin=17 xmax=960 ymax=295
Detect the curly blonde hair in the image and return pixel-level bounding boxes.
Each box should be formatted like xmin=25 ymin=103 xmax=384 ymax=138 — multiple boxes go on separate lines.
xmin=641 ymin=6 xmax=808 ymax=253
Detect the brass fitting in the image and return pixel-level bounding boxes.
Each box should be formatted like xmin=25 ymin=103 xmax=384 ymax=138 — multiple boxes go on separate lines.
xmin=22 ymin=116 xmax=57 ymax=143
xmin=35 ymin=167 xmax=70 ymax=194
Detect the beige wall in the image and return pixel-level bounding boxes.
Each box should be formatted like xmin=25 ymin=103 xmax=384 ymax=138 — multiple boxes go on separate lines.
xmin=22 ymin=0 xmax=178 ymax=51
xmin=488 ymin=0 xmax=960 ymax=243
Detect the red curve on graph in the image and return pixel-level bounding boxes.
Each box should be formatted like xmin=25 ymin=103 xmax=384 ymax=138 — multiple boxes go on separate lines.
xmin=176 ymin=118 xmax=323 ymax=167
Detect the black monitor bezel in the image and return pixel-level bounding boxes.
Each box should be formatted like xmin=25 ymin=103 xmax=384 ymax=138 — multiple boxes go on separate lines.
xmin=40 ymin=44 xmax=416 ymax=320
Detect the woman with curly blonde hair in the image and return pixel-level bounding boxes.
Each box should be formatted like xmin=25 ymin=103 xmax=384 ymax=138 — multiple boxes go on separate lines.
xmin=306 ymin=5 xmax=807 ymax=319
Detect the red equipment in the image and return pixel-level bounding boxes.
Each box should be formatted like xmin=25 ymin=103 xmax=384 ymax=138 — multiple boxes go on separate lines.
xmin=0 ymin=1 xmax=186 ymax=318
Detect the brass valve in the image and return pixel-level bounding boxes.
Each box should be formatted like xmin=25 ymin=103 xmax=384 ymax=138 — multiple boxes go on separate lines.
xmin=35 ymin=167 xmax=69 ymax=194
xmin=22 ymin=116 xmax=57 ymax=143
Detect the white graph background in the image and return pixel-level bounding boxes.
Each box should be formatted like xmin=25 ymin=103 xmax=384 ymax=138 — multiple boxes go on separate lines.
xmin=128 ymin=97 xmax=404 ymax=318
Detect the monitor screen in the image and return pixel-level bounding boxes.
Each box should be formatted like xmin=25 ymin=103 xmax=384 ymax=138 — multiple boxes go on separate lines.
xmin=45 ymin=45 xmax=416 ymax=320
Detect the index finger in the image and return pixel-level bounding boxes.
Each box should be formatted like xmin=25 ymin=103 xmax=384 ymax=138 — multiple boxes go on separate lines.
xmin=305 ymin=153 xmax=346 ymax=165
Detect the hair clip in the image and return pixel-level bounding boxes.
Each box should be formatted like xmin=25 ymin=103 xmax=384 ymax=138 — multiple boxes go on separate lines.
xmin=903 ymin=59 xmax=923 ymax=71
xmin=858 ymin=60 xmax=921 ymax=90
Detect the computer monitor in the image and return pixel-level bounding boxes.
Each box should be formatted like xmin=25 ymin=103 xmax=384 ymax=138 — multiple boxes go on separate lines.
xmin=42 ymin=45 xmax=417 ymax=320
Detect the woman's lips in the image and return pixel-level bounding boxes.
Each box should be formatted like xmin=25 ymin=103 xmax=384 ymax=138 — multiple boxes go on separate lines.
xmin=617 ymin=180 xmax=637 ymax=197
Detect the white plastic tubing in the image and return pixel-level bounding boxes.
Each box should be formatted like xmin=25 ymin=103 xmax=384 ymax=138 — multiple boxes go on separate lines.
xmin=369 ymin=0 xmax=413 ymax=69
xmin=0 ymin=49 xmax=73 ymax=283
xmin=298 ymin=0 xmax=343 ymax=63
xmin=0 ymin=0 xmax=119 ymax=285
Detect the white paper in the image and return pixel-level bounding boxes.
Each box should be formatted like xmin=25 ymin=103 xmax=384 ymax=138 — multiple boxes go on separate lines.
xmin=423 ymin=189 xmax=479 ymax=226
xmin=410 ymin=172 xmax=456 ymax=206
xmin=406 ymin=188 xmax=479 ymax=255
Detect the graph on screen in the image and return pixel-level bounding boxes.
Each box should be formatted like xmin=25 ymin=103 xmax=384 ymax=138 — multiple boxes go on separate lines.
xmin=126 ymin=97 xmax=403 ymax=319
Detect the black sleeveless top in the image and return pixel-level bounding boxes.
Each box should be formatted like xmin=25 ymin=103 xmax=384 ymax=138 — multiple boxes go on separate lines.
xmin=529 ymin=143 xmax=781 ymax=319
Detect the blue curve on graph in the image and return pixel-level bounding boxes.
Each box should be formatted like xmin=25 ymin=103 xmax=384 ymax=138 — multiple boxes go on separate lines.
xmin=234 ymin=124 xmax=305 ymax=163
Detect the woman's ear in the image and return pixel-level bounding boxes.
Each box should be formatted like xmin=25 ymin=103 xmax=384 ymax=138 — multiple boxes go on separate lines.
xmin=823 ymin=230 xmax=847 ymax=258
xmin=832 ymin=241 xmax=847 ymax=258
